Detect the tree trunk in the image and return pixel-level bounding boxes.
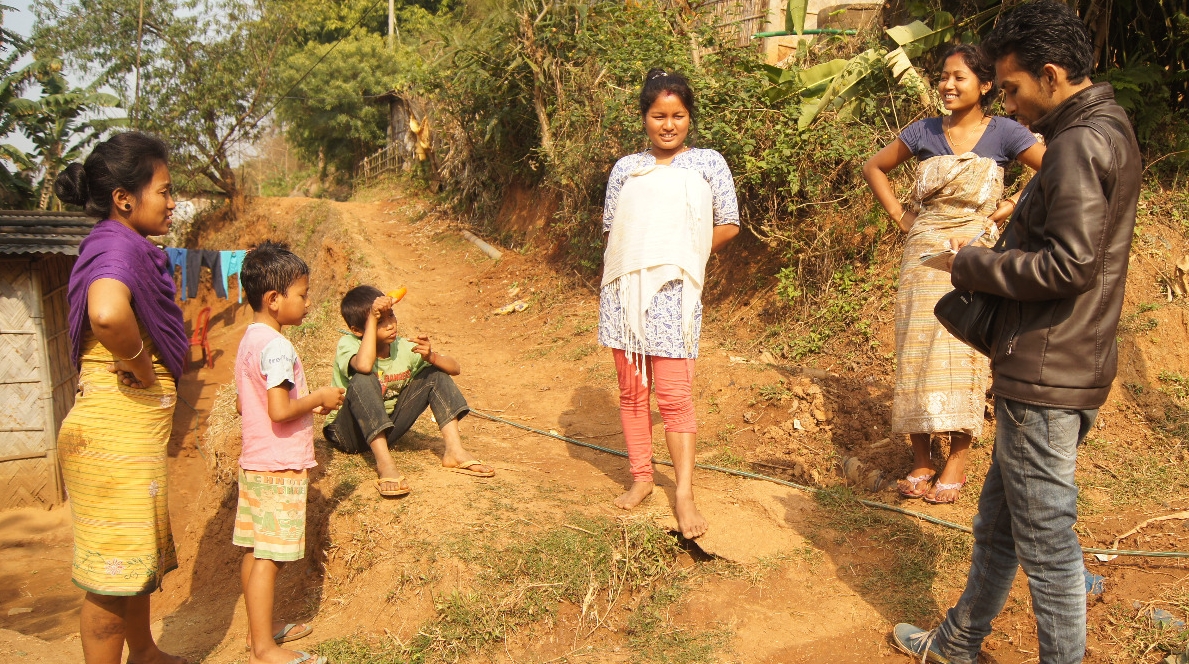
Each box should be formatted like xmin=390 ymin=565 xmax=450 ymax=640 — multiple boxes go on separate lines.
xmin=205 ymin=161 xmax=244 ymax=218
xmin=531 ymin=82 xmax=555 ymax=163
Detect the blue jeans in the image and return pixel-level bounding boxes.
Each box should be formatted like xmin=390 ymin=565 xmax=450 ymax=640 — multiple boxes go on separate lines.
xmin=936 ymin=397 xmax=1097 ymax=664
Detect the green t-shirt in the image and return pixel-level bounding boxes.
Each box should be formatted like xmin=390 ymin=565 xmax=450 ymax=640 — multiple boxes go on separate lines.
xmin=324 ymin=334 xmax=430 ymax=424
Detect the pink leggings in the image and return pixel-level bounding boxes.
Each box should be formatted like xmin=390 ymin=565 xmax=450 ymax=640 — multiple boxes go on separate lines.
xmin=613 ymin=349 xmax=697 ymax=482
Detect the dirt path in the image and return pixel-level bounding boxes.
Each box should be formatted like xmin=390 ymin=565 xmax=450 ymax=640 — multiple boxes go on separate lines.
xmin=4 ymin=191 xmax=1187 ymax=663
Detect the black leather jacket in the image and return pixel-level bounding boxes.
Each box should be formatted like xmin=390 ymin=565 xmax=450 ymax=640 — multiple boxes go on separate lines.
xmin=951 ymin=83 xmax=1141 ymax=409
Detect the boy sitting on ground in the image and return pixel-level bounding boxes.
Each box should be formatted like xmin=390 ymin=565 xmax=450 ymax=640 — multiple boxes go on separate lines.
xmin=323 ymin=285 xmax=494 ymax=495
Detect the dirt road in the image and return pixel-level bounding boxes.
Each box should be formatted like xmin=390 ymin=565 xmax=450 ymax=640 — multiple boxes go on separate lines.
xmin=4 ymin=190 xmax=1186 ymax=663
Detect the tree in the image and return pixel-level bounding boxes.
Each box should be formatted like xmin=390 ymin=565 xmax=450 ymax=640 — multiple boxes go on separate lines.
xmin=0 ymin=3 xmax=36 ymax=206
xmin=32 ymin=0 xmax=293 ymax=213
xmin=7 ymin=57 xmax=125 ymax=208
xmin=277 ymin=30 xmax=412 ymax=180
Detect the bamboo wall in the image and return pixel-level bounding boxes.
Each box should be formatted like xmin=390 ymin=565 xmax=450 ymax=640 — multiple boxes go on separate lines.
xmin=0 ymin=255 xmax=72 ymax=509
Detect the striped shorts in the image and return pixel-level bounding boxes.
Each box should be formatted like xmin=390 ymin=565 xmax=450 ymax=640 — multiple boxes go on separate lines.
xmin=232 ymin=469 xmax=308 ymax=561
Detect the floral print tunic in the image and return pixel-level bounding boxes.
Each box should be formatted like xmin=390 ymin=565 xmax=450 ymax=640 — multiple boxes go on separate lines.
xmin=597 ymin=148 xmax=739 ymax=358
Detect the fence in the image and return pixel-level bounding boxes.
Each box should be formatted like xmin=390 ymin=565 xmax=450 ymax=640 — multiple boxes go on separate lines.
xmin=358 ymin=141 xmax=413 ymax=187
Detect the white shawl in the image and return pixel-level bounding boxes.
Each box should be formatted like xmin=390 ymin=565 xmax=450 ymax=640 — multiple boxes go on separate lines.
xmin=602 ymin=164 xmax=714 ymax=384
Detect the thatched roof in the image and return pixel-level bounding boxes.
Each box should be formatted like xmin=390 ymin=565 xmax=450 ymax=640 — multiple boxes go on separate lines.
xmin=0 ymin=210 xmax=95 ymax=256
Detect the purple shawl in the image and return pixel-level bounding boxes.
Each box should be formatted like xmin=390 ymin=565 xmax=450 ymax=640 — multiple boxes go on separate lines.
xmin=68 ymin=220 xmax=189 ymax=381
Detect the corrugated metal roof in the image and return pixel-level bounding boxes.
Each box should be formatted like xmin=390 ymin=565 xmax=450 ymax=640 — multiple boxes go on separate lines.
xmin=0 ymin=210 xmax=95 ymax=256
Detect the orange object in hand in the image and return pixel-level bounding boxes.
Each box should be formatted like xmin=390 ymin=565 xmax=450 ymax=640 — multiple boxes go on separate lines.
xmin=386 ymin=286 xmax=408 ymax=302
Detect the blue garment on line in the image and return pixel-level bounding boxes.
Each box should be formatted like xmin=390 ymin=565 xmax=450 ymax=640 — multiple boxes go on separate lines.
xmin=164 ymin=247 xmax=188 ymax=301
xmin=220 ymin=250 xmax=247 ymax=303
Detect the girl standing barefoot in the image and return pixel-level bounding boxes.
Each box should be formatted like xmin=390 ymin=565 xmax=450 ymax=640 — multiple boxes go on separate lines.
xmin=599 ymin=69 xmax=740 ymax=538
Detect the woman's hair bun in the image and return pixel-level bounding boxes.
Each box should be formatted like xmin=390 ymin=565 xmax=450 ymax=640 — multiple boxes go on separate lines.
xmin=54 ymin=163 xmax=89 ymax=206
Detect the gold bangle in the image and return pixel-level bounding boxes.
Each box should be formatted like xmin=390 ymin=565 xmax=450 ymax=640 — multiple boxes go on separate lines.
xmin=118 ymin=339 xmax=145 ymax=362
xmin=1003 ymin=198 xmax=1017 ymax=208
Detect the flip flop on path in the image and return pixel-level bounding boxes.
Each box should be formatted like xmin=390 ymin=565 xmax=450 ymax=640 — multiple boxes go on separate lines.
xmin=284 ymin=652 xmax=328 ymax=664
xmin=245 ymin=621 xmax=314 ymax=651
xmin=897 ymin=472 xmax=935 ymax=499
xmin=274 ymin=622 xmax=313 ymax=644
xmin=443 ymin=460 xmax=495 ymax=478
xmin=923 ymin=476 xmax=967 ymax=505
xmin=374 ymin=477 xmax=411 ymax=497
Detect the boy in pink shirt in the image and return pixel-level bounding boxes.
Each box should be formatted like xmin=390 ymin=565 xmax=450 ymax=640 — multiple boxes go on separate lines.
xmin=234 ymin=241 xmax=344 ymax=664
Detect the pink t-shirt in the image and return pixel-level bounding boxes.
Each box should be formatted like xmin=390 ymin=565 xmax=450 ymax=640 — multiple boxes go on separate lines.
xmin=235 ymin=323 xmax=316 ymax=471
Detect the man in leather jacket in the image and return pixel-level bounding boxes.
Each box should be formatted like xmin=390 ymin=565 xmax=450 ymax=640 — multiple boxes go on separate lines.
xmin=893 ymin=2 xmax=1141 ymax=663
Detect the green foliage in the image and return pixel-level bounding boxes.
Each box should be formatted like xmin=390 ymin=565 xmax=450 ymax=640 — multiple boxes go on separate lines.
xmin=33 ymin=0 xmax=292 ymax=205
xmin=9 ymin=57 xmax=125 ymax=209
xmin=313 ymin=516 xmax=713 ymax=663
xmin=0 ymin=5 xmax=123 ymax=209
xmin=277 ymin=30 xmax=412 ymax=178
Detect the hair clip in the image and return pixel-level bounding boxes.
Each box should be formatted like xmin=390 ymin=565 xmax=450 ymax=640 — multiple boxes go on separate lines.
xmin=650 ymin=71 xmax=669 ymax=79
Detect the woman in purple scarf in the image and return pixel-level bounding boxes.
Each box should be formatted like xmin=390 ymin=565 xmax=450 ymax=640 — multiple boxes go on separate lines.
xmin=56 ymin=132 xmax=189 ymax=664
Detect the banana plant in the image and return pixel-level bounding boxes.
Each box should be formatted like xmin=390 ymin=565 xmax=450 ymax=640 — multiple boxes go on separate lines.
xmin=8 ymin=58 xmax=126 ymax=209
xmin=764 ymin=8 xmax=955 ymax=129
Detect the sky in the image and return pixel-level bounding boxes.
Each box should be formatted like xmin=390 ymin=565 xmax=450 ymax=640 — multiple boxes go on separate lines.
xmin=6 ymin=2 xmax=46 ymax=153
xmin=4 ymin=0 xmax=33 ymax=39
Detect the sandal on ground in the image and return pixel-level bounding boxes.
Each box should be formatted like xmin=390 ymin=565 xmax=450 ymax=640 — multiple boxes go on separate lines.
xmin=897 ymin=473 xmax=935 ymax=499
xmin=284 ymin=651 xmax=328 ymax=664
xmin=374 ymin=477 xmax=411 ymax=497
xmin=274 ymin=622 xmax=313 ymax=644
xmin=245 ymin=622 xmax=314 ymax=651
xmin=891 ymin=623 xmax=950 ymax=663
xmin=922 ymin=476 xmax=967 ymax=505
xmin=443 ymin=459 xmax=495 ymax=478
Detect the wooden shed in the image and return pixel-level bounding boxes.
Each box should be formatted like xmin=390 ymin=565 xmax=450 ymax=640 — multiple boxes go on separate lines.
xmin=0 ymin=210 xmax=94 ymax=510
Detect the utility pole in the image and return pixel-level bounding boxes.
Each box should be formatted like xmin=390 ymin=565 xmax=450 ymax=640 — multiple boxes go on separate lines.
xmin=133 ymin=0 xmax=145 ymax=127
xmin=387 ymin=0 xmax=395 ymax=51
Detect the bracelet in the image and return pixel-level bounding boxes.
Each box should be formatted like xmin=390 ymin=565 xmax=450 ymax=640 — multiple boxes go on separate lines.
xmin=429 ymin=350 xmax=436 ymax=363
xmin=1003 ymin=198 xmax=1017 ymax=208
xmin=118 ymin=339 xmax=145 ymax=362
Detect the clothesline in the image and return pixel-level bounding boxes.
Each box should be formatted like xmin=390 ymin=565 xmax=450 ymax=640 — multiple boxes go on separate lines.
xmin=162 ymin=247 xmax=248 ymax=303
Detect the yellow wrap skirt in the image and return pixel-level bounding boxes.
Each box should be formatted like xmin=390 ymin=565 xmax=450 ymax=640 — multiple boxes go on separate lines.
xmin=57 ymin=332 xmax=178 ymax=596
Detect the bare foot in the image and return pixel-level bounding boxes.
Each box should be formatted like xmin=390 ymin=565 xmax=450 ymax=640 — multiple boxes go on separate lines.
xmin=613 ymin=481 xmax=654 ymax=509
xmin=673 ymin=494 xmax=708 ymax=539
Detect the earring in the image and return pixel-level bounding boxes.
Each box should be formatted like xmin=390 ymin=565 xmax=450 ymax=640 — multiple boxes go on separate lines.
xmin=124 ymin=204 xmax=132 ymax=211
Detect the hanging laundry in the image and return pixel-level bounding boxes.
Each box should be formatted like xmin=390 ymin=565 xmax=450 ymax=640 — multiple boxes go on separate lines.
xmin=202 ymin=250 xmax=226 ymax=299
xmin=220 ymin=249 xmax=247 ymax=303
xmin=186 ymin=249 xmax=226 ymax=299
xmin=164 ymin=247 xmax=188 ymax=300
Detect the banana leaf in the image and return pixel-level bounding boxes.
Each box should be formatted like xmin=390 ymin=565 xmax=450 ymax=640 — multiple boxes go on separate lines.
xmin=798 ymin=48 xmax=881 ymax=129
xmin=785 ymin=0 xmax=807 ymax=35
xmin=798 ymin=59 xmax=849 ymax=96
xmin=885 ymin=12 xmax=954 ymax=59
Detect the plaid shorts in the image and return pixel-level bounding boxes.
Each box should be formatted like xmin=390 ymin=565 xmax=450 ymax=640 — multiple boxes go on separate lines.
xmin=232 ymin=469 xmax=308 ymax=562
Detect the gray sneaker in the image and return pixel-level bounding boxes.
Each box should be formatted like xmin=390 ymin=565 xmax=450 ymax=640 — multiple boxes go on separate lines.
xmin=891 ymin=623 xmax=950 ymax=663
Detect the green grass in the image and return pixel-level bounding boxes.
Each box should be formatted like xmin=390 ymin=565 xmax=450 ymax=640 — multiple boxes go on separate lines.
xmin=1097 ymin=588 xmax=1189 ymax=663
xmin=1078 ymin=435 xmax=1189 ymax=506
xmin=565 ymin=344 xmax=596 ymax=361
xmin=626 ymin=584 xmax=731 ymax=663
xmin=810 ymin=486 xmax=972 ymax=624
xmin=314 ymin=515 xmax=727 ymax=663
